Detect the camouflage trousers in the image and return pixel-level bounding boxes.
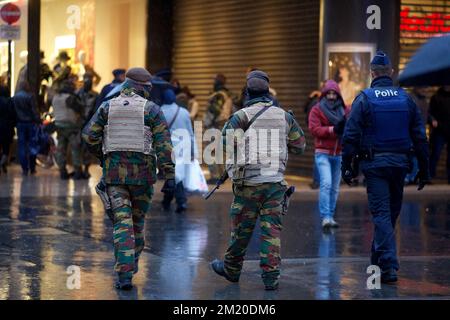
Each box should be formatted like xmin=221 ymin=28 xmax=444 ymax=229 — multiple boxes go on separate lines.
xmin=107 ymin=184 xmax=154 ymax=280
xmin=224 ymin=182 xmax=286 ymax=287
xmin=55 ymin=127 xmax=82 ymax=168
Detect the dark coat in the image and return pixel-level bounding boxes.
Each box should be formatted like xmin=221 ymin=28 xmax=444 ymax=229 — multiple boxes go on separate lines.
xmin=429 ymin=87 xmax=450 ymax=139
xmin=12 ymin=90 xmax=40 ymax=123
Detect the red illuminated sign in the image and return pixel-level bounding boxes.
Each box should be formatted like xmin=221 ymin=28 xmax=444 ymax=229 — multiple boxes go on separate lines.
xmin=400 ymin=7 xmax=450 ymax=37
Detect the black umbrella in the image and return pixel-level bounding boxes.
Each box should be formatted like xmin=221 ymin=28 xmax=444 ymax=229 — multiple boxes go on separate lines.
xmin=399 ymin=35 xmax=450 ymax=86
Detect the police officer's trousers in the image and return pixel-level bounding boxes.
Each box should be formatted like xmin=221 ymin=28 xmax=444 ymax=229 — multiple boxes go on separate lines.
xmin=363 ymin=167 xmax=408 ymax=271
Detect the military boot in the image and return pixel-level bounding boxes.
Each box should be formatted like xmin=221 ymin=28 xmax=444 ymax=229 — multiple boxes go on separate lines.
xmin=210 ymin=259 xmax=239 ymax=283
xmin=262 ymin=272 xmax=279 ymax=291
xmin=83 ymin=165 xmax=91 ymax=179
xmin=115 ymin=278 xmax=133 ymax=290
xmin=60 ymin=168 xmax=69 ymax=180
xmin=72 ymin=167 xmax=86 ymax=180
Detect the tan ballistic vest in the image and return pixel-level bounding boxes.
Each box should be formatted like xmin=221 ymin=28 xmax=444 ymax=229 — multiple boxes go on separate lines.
xmin=52 ymin=93 xmax=78 ymax=124
xmin=103 ymin=93 xmax=152 ymax=155
xmin=227 ymin=103 xmax=288 ymax=184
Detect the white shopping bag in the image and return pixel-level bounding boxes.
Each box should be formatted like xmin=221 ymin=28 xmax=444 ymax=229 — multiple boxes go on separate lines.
xmin=181 ymin=159 xmax=208 ymax=194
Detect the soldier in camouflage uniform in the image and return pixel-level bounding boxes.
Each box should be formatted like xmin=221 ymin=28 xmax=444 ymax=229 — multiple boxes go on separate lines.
xmin=203 ymin=74 xmax=235 ymax=183
xmin=211 ymin=70 xmax=306 ymax=290
xmin=82 ymin=67 xmax=175 ymax=290
xmin=78 ymin=72 xmax=99 ymax=178
xmin=52 ymin=78 xmax=85 ymax=179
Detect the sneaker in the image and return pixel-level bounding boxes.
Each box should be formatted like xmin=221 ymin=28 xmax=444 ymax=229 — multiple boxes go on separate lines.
xmin=210 ymin=259 xmax=239 ymax=283
xmin=381 ymin=268 xmax=398 ymax=284
xmin=329 ymin=218 xmax=339 ymax=228
xmin=322 ymin=218 xmax=332 ymax=228
xmin=115 ymin=278 xmax=133 ymax=290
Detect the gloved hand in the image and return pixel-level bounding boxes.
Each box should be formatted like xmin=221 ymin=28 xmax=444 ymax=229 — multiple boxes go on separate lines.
xmin=333 ymin=119 xmax=346 ymax=135
xmin=161 ymin=178 xmax=176 ymax=193
xmin=341 ymin=163 xmax=355 ymax=186
xmin=414 ymin=170 xmax=431 ymax=191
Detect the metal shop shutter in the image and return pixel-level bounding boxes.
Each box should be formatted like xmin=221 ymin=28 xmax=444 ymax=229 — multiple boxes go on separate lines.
xmin=172 ymin=0 xmax=321 ymax=176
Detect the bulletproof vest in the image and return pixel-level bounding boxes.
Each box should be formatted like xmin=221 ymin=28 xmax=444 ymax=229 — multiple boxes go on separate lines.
xmin=227 ymin=102 xmax=288 ymax=184
xmin=103 ymin=93 xmax=153 ymax=155
xmin=361 ymin=87 xmax=412 ymax=153
xmin=52 ymin=93 xmax=78 ymax=124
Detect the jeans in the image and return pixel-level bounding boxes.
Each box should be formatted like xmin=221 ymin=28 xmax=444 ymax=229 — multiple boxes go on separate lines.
xmin=363 ymin=167 xmax=408 ymax=271
xmin=312 ymin=161 xmax=320 ymax=184
xmin=17 ymin=122 xmax=38 ymax=174
xmin=162 ymin=181 xmax=187 ymax=209
xmin=430 ymin=131 xmax=450 ymax=182
xmin=315 ymin=153 xmax=342 ymax=219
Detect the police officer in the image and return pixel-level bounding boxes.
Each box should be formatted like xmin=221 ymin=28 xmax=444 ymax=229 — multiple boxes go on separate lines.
xmin=82 ymin=67 xmax=175 ymax=290
xmin=210 ymin=70 xmax=306 ymax=290
xmin=341 ymin=51 xmax=430 ymax=283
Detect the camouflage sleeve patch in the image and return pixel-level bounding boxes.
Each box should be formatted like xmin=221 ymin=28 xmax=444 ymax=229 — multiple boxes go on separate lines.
xmin=286 ymin=112 xmax=306 ymax=155
xmin=221 ymin=110 xmax=248 ymax=154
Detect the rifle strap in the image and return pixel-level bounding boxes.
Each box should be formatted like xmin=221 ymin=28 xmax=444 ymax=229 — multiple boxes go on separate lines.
xmin=244 ymin=105 xmax=272 ymax=132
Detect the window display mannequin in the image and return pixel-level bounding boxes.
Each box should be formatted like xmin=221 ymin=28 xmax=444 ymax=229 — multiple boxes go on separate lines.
xmin=76 ymin=50 xmax=101 ymax=87
xmin=15 ymin=50 xmax=28 ymax=93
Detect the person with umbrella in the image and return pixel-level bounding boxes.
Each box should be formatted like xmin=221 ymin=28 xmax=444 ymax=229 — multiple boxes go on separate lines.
xmin=429 ymin=85 xmax=450 ymax=184
xmin=341 ymin=51 xmax=430 ymax=284
xmin=399 ymin=35 xmax=450 ymax=184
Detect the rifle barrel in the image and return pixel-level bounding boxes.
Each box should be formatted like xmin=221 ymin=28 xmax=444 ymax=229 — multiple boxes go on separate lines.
xmin=204 ymin=185 xmax=219 ymax=200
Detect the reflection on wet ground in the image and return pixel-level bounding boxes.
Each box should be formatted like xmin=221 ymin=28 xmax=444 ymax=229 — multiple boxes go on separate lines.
xmin=0 ymin=166 xmax=449 ymax=299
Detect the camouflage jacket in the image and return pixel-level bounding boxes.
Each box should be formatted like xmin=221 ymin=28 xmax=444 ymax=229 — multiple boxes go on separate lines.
xmin=204 ymin=87 xmax=236 ymax=129
xmin=82 ymin=92 xmax=175 ymax=186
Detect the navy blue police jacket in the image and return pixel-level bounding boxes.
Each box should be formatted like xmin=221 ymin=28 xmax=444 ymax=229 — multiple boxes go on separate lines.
xmin=342 ymin=76 xmax=428 ymax=171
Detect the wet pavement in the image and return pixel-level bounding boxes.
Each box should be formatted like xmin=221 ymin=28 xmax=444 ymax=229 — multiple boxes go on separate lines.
xmin=0 ymin=165 xmax=450 ymax=300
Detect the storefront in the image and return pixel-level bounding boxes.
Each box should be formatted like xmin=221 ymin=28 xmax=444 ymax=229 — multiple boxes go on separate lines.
xmin=40 ymin=0 xmax=147 ymax=90
xmin=4 ymin=0 xmax=449 ymax=176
